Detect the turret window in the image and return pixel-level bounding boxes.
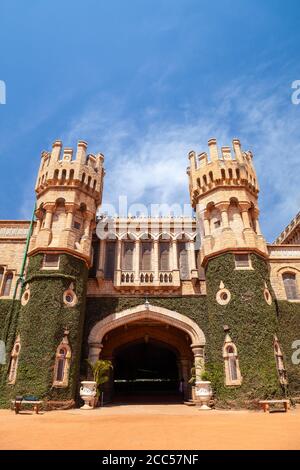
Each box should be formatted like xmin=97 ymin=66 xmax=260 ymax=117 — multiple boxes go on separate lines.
xmin=159 ymin=242 xmax=170 ymax=271
xmin=223 ymin=334 xmax=242 ymax=386
xmin=234 ymin=254 xmax=251 ymax=269
xmin=53 ymin=330 xmax=71 ymax=387
xmin=1 ymin=272 xmax=13 ymax=297
xmin=282 ymin=272 xmax=299 ymax=300
xmin=42 ymin=254 xmax=60 ymax=269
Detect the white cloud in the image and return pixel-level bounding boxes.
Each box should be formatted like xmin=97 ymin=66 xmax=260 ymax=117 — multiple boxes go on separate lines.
xmin=60 ymin=80 xmax=300 ymax=242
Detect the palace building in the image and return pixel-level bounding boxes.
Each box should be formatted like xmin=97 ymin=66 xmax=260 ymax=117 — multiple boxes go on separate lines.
xmin=0 ymin=138 xmax=299 ymax=408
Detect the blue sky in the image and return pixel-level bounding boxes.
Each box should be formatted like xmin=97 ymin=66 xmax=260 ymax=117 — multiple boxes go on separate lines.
xmin=0 ymin=0 xmax=300 ymax=242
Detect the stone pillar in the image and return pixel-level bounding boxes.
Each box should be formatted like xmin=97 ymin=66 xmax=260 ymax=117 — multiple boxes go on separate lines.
xmin=241 ymin=206 xmax=251 ymax=229
xmin=203 ymin=217 xmax=211 ymax=236
xmin=115 ymin=238 xmax=122 ymax=285
xmin=116 ymin=239 xmax=122 ymax=270
xmin=134 ymin=239 xmax=141 ymax=282
xmin=240 ymin=202 xmax=256 ymax=246
xmin=36 ymin=203 xmax=54 ymax=246
xmin=65 ymin=209 xmax=73 ymax=230
xmin=188 ymin=239 xmax=197 ymax=279
xmin=202 ymin=211 xmax=214 ymax=256
xmin=81 ymin=213 xmax=93 ymax=257
xmin=172 ymin=239 xmax=178 ymax=269
xmin=60 ymin=204 xmax=76 ymax=248
xmin=192 ymin=345 xmax=205 ymax=382
xmin=44 ymin=208 xmax=53 ymax=230
xmin=88 ymin=342 xmax=103 ymax=364
xmin=153 ymin=239 xmax=159 ymax=281
xmin=218 ymin=202 xmax=235 ymax=247
xmin=171 ymin=239 xmax=180 ymax=285
xmin=97 ymin=238 xmax=106 ymax=279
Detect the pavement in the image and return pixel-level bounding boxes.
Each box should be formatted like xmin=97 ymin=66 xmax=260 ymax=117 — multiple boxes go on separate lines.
xmin=0 ymin=404 xmax=299 ymax=450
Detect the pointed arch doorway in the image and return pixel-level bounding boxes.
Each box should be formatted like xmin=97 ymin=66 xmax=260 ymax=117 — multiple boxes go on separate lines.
xmin=88 ymin=304 xmax=206 ymax=403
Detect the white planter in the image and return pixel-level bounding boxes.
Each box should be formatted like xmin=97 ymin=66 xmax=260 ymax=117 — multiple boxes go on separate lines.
xmin=195 ymin=381 xmax=213 ymax=410
xmin=80 ymin=381 xmax=97 ymax=410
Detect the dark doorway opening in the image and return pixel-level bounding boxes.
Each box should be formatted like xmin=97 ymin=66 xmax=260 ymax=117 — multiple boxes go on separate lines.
xmin=113 ymin=340 xmax=182 ymax=403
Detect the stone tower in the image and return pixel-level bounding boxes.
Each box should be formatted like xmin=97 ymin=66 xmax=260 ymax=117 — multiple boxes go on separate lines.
xmin=8 ymin=141 xmax=105 ymax=405
xmin=187 ymin=139 xmax=282 ymax=404
xmin=30 ymin=140 xmax=105 ymax=263
xmin=187 ymin=138 xmax=267 ymax=265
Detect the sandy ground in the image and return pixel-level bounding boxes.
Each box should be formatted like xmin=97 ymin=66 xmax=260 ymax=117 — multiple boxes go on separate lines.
xmin=0 ymin=404 xmax=300 ymax=450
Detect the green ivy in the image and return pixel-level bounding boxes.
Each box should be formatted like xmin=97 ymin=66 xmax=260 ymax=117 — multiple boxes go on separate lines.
xmin=277 ymin=300 xmax=300 ymax=396
xmin=0 ymin=253 xmax=88 ymax=407
xmin=205 ymin=253 xmax=283 ymax=407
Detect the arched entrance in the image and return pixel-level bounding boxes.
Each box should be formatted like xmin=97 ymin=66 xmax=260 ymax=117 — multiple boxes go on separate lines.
xmin=88 ymin=304 xmax=206 ymax=403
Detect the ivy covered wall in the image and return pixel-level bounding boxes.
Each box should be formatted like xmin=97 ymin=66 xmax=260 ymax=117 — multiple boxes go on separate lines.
xmin=205 ymin=252 xmax=283 ymax=406
xmin=0 ymin=253 xmax=88 ymax=406
xmin=1 ymin=251 xmax=299 ymax=409
xmin=277 ymin=300 xmax=300 ymax=396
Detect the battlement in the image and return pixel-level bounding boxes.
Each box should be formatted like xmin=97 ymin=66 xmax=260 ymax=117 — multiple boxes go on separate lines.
xmin=187 ymin=139 xmax=258 ymax=208
xmin=35 ymin=140 xmax=105 ymax=203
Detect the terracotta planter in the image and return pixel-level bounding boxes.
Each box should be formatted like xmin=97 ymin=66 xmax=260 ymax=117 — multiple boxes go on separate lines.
xmin=80 ymin=381 xmax=97 ymax=410
xmin=195 ymin=381 xmax=213 ymax=410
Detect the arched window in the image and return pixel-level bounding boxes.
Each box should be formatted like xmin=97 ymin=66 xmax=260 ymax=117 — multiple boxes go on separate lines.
xmin=140 ymin=242 xmax=152 ymax=271
xmin=159 ymin=242 xmax=170 ymax=271
xmin=178 ymin=241 xmax=189 ymax=280
xmin=282 ymin=272 xmax=299 ymax=300
xmin=2 ymin=272 xmax=13 ymax=297
xmin=123 ymin=241 xmax=134 ymax=271
xmin=53 ymin=330 xmax=71 ymax=387
xmin=223 ymin=334 xmax=242 ymax=386
xmin=274 ymin=335 xmax=287 ymax=385
xmin=8 ymin=335 xmax=21 ymax=384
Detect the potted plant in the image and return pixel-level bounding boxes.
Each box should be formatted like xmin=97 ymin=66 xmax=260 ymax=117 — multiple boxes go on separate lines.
xmin=195 ymin=371 xmax=213 ymax=410
xmin=80 ymin=359 xmax=113 ymax=410
xmin=189 ymin=366 xmax=213 ymax=409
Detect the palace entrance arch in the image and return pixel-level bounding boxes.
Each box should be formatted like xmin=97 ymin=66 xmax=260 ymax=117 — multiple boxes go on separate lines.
xmin=88 ymin=304 xmax=206 ymax=402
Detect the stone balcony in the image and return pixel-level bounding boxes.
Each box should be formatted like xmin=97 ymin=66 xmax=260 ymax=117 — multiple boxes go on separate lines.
xmin=114 ymin=269 xmax=181 ymax=289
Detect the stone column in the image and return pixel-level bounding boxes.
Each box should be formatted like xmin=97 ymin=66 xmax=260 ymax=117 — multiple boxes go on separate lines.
xmin=97 ymin=238 xmax=106 ymax=279
xmin=240 ymin=202 xmax=256 ymax=247
xmin=192 ymin=345 xmax=205 ymax=382
xmin=172 ymin=239 xmax=178 ymax=269
xmin=115 ymin=238 xmax=122 ymax=285
xmin=134 ymin=239 xmax=141 ymax=282
xmin=203 ymin=217 xmax=211 ymax=236
xmin=202 ymin=211 xmax=213 ymax=256
xmin=81 ymin=213 xmax=93 ymax=257
xmin=44 ymin=207 xmax=53 ymax=230
xmin=65 ymin=210 xmax=73 ymax=230
xmin=188 ymin=239 xmax=197 ymax=279
xmin=60 ymin=203 xmax=76 ymax=248
xmin=153 ymin=239 xmax=159 ymax=282
xmin=253 ymin=208 xmax=268 ymax=254
xmin=218 ymin=202 xmax=235 ymax=247
xmin=88 ymin=342 xmax=103 ymax=364
xmin=171 ymin=239 xmax=180 ymax=285
xmin=36 ymin=203 xmax=54 ymax=246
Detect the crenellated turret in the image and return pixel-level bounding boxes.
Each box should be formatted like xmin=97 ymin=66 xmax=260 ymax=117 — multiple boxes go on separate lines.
xmin=187 ymin=138 xmax=267 ymax=265
xmin=30 ymin=140 xmax=105 ymax=264
xmin=187 ymin=138 xmax=259 ymax=208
